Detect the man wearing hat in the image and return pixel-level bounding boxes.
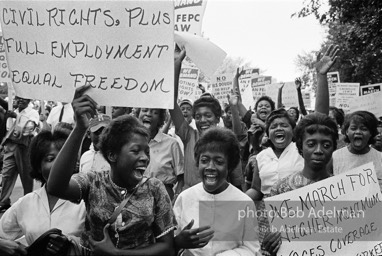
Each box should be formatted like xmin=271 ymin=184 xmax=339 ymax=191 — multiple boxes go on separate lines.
xmin=179 ymin=98 xmax=196 ymax=130
xmin=79 ymin=114 xmax=111 ymax=173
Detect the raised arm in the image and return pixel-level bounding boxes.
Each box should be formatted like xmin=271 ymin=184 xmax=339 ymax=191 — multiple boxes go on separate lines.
xmin=47 ymin=85 xmax=97 ymax=201
xmin=232 ymin=67 xmax=248 ymax=118
xmin=315 ymin=45 xmax=339 ymax=115
xmin=245 ymin=157 xmax=263 ymax=201
xmin=227 ymin=92 xmax=242 ymax=136
xmin=161 ymin=111 xmax=172 ymax=134
xmin=169 ymin=47 xmax=187 ymax=132
xmin=277 ymin=82 xmax=284 ymax=109
xmin=295 ymin=78 xmax=307 ymax=116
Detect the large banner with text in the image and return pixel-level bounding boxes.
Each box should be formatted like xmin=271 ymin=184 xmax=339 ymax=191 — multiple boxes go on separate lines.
xmin=1 ymin=0 xmax=174 ymax=108
xmin=264 ymin=163 xmax=382 ymax=256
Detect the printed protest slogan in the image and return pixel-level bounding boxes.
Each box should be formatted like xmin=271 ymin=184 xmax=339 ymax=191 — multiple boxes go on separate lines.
xmin=327 ymin=71 xmax=340 ymax=106
xmin=251 ymin=76 xmax=272 ymax=103
xmin=209 ymin=74 xmax=232 ymax=107
xmin=360 ymin=83 xmax=381 ymax=96
xmin=239 ymin=68 xmax=259 ymax=93
xmin=281 ymin=82 xmax=298 ymax=109
xmin=239 ymin=68 xmax=259 ymax=108
xmin=335 ymin=83 xmax=360 ymax=112
xmin=178 ymin=66 xmax=199 ymax=101
xmin=0 ymin=0 xmax=174 ymax=108
xmin=174 ymin=0 xmax=207 ymax=36
xmin=303 ymin=92 xmax=311 ymax=109
xmin=264 ymin=163 xmax=382 ymax=256
xmin=349 ymin=91 xmax=382 ymax=118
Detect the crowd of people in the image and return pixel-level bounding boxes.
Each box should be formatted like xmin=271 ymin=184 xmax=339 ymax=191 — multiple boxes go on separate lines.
xmin=0 ymin=43 xmax=379 ymax=256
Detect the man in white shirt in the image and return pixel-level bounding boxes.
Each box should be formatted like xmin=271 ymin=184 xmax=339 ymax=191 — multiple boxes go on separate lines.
xmin=0 ymin=96 xmax=39 ymax=212
xmin=46 ymin=102 xmax=74 ymax=131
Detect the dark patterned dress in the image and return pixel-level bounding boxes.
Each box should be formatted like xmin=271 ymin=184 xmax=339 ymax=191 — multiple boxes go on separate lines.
xmin=72 ymin=170 xmax=176 ymax=253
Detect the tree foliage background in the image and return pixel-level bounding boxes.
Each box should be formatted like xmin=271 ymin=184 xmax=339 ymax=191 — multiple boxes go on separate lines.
xmin=293 ymin=0 xmax=382 ymax=86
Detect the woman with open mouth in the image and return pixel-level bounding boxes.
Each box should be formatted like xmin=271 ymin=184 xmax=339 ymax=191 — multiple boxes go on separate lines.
xmin=137 ymin=108 xmax=184 ymax=201
xmin=47 ymin=85 xmax=176 ymax=256
xmin=245 ymin=108 xmax=304 ymax=255
xmin=265 ymin=113 xmax=339 ymax=255
xmin=246 ymin=108 xmax=304 ymax=201
xmin=332 ymin=110 xmax=382 ymax=192
xmin=173 ymin=127 xmax=260 ymax=256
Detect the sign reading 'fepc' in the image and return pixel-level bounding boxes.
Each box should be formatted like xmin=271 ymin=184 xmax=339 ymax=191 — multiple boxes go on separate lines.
xmin=0 ymin=0 xmax=174 ymax=108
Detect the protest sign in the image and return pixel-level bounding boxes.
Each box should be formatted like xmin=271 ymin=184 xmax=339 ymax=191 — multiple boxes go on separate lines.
xmin=327 ymin=71 xmax=340 ymax=106
xmin=241 ymin=84 xmax=254 ymax=109
xmin=238 ymin=68 xmax=259 ymax=94
xmin=349 ymin=91 xmax=382 ymax=118
xmin=264 ymin=83 xmax=282 ymax=103
xmin=251 ymin=76 xmax=272 ymax=103
xmin=335 ymin=83 xmax=360 ymax=112
xmin=0 ymin=32 xmax=12 ymax=84
xmin=178 ymin=66 xmax=199 ymax=101
xmin=0 ymin=0 xmax=174 ymax=108
xmin=238 ymin=68 xmax=259 ymax=108
xmin=174 ymin=0 xmax=207 ymax=36
xmin=264 ymin=163 xmax=382 ymax=256
xmin=360 ymin=83 xmax=381 ymax=96
xmin=175 ymin=32 xmax=226 ymax=79
xmin=281 ymin=82 xmax=299 ymax=109
xmin=209 ymin=74 xmax=233 ymax=107
xmin=303 ymin=91 xmax=311 ymax=109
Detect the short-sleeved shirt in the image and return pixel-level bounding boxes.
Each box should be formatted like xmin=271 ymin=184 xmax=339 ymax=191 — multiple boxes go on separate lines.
xmin=79 ymin=144 xmax=110 ymax=173
xmin=72 ymin=171 xmax=176 ymax=250
xmin=46 ymin=103 xmax=75 ymax=131
xmin=145 ymin=131 xmax=184 ymax=185
xmin=333 ymin=146 xmax=382 ymax=191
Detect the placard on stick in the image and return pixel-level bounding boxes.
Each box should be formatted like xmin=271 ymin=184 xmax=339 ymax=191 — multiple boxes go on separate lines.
xmin=335 ymin=83 xmax=360 ymax=112
xmin=209 ymin=74 xmax=233 ymax=108
xmin=349 ymin=91 xmax=382 ymax=118
xmin=178 ymin=66 xmax=199 ymax=102
xmin=251 ymin=76 xmax=272 ymax=103
xmin=174 ymin=0 xmax=207 ymax=36
xmin=1 ymin=0 xmax=174 ymax=108
xmin=360 ymin=83 xmax=381 ymax=96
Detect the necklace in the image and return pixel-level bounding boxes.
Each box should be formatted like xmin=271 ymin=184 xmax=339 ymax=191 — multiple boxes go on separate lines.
xmin=108 ymin=173 xmax=138 ymax=197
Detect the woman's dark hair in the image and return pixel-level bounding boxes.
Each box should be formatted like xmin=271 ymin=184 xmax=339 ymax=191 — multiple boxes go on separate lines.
xmin=342 ymin=111 xmax=379 ymax=145
xmin=99 ymin=115 xmax=150 ymax=163
xmin=193 ymin=96 xmax=222 ymax=120
xmin=29 ymin=130 xmax=71 ymax=184
xmin=194 ymin=127 xmax=240 ymax=173
xmin=329 ymin=106 xmax=345 ymax=127
xmin=288 ymin=107 xmax=300 ymax=121
xmin=254 ymin=96 xmax=275 ymax=113
xmin=265 ymin=109 xmax=296 ymax=147
xmin=295 ymin=112 xmax=339 ymax=155
xmin=135 ymin=108 xmax=167 ymax=129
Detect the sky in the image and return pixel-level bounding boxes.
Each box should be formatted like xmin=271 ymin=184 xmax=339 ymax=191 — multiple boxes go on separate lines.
xmin=201 ymin=0 xmax=327 ymax=82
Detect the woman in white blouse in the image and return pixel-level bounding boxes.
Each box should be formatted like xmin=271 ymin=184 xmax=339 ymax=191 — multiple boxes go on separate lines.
xmin=0 ymin=128 xmax=85 ymax=255
xmin=246 ymin=109 xmax=304 ymax=201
